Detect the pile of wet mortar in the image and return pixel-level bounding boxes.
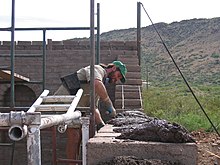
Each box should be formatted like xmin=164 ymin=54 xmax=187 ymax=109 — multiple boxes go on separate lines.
xmin=97 ymin=110 xmax=195 ymax=165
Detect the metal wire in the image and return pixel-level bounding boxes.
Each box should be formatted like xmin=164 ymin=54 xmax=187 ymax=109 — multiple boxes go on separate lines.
xmin=140 ymin=3 xmax=220 ymax=137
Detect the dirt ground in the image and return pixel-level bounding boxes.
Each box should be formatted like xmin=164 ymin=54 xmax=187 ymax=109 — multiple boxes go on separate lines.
xmin=191 ymin=130 xmax=220 ymax=165
xmin=97 ymin=130 xmax=220 ymax=165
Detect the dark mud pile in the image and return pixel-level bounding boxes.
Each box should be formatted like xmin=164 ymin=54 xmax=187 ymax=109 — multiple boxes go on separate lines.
xmin=107 ymin=110 xmax=195 ymax=143
xmin=97 ymin=111 xmax=195 ymax=165
xmin=97 ymin=156 xmax=179 ymax=165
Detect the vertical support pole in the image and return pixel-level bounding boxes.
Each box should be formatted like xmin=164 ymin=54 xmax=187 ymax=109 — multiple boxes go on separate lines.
xmin=10 ymin=141 xmax=15 ymax=165
xmin=121 ymin=85 xmax=124 ymax=109
xmin=52 ymin=126 xmax=57 ymax=165
xmin=10 ymin=0 xmax=15 ymax=107
xmin=146 ymin=63 xmax=149 ymax=90
xmin=137 ymin=2 xmax=141 ymax=66
xmin=96 ymin=3 xmax=100 ymax=64
xmin=42 ymin=30 xmax=46 ymax=90
xmin=27 ymin=125 xmax=41 ymax=165
xmin=81 ymin=117 xmax=90 ymax=165
xmin=90 ymin=0 xmax=96 ymax=137
xmin=26 ymin=113 xmax=41 ymax=165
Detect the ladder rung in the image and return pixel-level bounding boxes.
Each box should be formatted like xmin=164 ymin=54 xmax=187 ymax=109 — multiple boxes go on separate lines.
xmin=0 ymin=143 xmax=14 ymax=146
xmin=35 ymin=104 xmax=71 ymax=112
xmin=41 ymin=96 xmax=76 ymax=103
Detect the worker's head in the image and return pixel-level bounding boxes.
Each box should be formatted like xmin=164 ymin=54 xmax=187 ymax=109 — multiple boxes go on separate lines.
xmin=106 ymin=61 xmax=127 ymax=84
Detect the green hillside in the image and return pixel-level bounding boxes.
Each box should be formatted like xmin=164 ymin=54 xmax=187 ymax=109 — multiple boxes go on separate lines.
xmin=99 ymin=17 xmax=220 ymax=86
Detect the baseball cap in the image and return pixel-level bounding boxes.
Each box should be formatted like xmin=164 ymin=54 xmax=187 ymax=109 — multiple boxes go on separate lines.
xmin=113 ymin=61 xmax=127 ymax=83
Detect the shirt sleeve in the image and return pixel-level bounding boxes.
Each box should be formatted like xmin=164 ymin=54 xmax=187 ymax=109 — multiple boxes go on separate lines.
xmin=83 ymin=65 xmax=106 ymax=82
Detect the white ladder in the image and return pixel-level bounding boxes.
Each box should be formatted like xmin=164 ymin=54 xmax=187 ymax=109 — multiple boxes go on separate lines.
xmin=28 ymin=89 xmax=82 ymax=114
xmin=25 ymin=89 xmax=89 ymax=165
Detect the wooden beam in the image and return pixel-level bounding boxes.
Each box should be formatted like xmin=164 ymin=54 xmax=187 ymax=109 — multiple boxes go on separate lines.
xmin=0 ymin=70 xmax=30 ymax=82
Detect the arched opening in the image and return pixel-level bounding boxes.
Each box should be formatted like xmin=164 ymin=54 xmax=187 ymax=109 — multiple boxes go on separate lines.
xmin=3 ymin=85 xmax=36 ymax=107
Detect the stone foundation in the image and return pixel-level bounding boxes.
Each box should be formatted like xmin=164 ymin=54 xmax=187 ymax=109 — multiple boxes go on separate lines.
xmin=87 ymin=124 xmax=198 ymax=165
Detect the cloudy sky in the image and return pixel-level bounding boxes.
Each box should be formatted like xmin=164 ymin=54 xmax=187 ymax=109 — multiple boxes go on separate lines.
xmin=0 ymin=0 xmax=219 ymax=41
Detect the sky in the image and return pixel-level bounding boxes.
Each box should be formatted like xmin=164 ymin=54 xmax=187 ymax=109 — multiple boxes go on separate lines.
xmin=0 ymin=0 xmax=219 ymax=41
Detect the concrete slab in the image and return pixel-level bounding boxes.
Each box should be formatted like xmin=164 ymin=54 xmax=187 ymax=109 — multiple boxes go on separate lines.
xmin=87 ymin=124 xmax=198 ymax=165
xmin=97 ymin=124 xmax=116 ymax=133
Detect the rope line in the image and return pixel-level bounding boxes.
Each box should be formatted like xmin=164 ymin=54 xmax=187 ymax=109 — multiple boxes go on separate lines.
xmin=138 ymin=86 xmax=143 ymax=108
xmin=140 ymin=3 xmax=220 ymax=137
xmin=122 ymin=85 xmax=125 ymax=109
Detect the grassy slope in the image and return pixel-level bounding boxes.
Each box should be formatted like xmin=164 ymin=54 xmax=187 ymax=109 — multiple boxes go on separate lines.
xmin=142 ymin=85 xmax=220 ymax=132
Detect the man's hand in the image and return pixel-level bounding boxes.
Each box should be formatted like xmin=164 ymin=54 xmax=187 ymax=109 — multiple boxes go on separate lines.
xmin=106 ymin=106 xmax=116 ymax=117
xmin=104 ymin=97 xmax=117 ymax=117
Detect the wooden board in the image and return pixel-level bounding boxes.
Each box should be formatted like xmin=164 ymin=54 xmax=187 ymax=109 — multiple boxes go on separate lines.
xmin=0 ymin=70 xmax=30 ymax=82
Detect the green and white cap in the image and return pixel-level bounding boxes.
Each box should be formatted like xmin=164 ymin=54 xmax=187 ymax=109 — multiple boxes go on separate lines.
xmin=113 ymin=61 xmax=127 ymax=83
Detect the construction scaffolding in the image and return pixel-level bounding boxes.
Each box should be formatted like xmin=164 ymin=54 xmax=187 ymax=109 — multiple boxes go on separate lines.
xmin=0 ymin=0 xmax=100 ymax=108
xmin=0 ymin=0 xmax=98 ymax=164
xmin=0 ymin=89 xmax=90 ymax=165
xmin=0 ymin=1 xmax=144 ymax=164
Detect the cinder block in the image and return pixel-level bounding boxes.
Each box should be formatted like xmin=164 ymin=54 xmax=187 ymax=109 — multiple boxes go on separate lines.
xmin=17 ymin=41 xmax=31 ymax=45
xmin=87 ymin=124 xmax=198 ymax=165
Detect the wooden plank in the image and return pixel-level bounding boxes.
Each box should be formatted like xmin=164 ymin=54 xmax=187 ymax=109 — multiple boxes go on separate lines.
xmin=115 ymin=92 xmax=140 ymax=99
xmin=115 ymin=85 xmax=141 ymax=91
xmin=125 ymin=72 xmax=141 ymax=79
xmin=0 ymin=70 xmax=30 ymax=82
xmin=123 ymin=79 xmax=142 ymax=85
xmin=42 ymin=95 xmax=76 ymax=103
xmin=116 ymin=108 xmax=144 ymax=113
xmin=115 ymin=99 xmax=142 ymax=107
xmin=125 ymin=65 xmax=141 ymax=72
xmin=35 ymin=104 xmax=70 ymax=112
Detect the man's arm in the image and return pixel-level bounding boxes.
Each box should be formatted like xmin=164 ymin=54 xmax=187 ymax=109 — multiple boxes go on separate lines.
xmin=94 ymin=79 xmax=109 ymax=100
xmin=94 ymin=79 xmax=116 ymax=117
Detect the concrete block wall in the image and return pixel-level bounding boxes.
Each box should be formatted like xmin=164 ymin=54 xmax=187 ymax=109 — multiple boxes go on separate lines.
xmin=0 ymin=40 xmax=138 ymax=107
xmin=114 ymin=53 xmax=143 ymax=111
xmin=87 ymin=124 xmax=198 ymax=165
xmin=0 ymin=39 xmax=141 ymax=164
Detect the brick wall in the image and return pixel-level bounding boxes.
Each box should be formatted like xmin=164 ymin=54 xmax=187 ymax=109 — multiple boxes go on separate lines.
xmin=0 ymin=39 xmax=138 ymax=106
xmin=0 ymin=39 xmax=140 ymax=164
